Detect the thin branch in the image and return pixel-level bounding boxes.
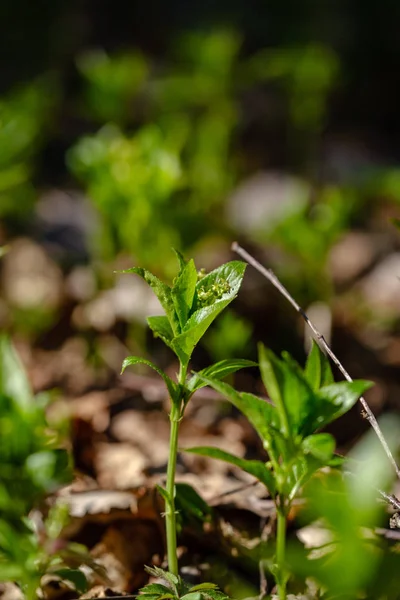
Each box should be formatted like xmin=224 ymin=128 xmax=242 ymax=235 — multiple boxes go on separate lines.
xmin=232 ymin=241 xmax=400 ymax=481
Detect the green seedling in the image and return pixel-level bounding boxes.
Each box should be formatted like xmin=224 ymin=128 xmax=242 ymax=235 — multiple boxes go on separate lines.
xmin=139 ymin=566 xmax=229 ymax=600
xmin=288 ymin=415 xmax=400 ymax=599
xmin=0 ymin=336 xmax=95 ymax=599
xmin=120 ymin=252 xmax=255 ymax=592
xmin=186 ymin=341 xmax=373 ymax=599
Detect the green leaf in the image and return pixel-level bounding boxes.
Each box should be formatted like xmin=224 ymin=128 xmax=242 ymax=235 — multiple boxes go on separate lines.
xmin=120 ymin=267 xmax=180 ymax=335
xmin=189 ymin=583 xmax=219 ymax=592
xmin=0 ymin=561 xmax=25 ymax=581
xmin=172 ymin=262 xmax=246 ymax=365
xmin=172 ymin=299 xmax=231 ymax=364
xmin=172 ymin=248 xmax=187 ymax=275
xmin=184 ymin=446 xmax=276 ymax=493
xmin=305 ymin=340 xmax=334 ymax=391
xmin=144 ymin=566 xmax=179 ymax=589
xmin=188 ymin=358 xmax=257 ymax=393
xmin=302 ymin=433 xmax=336 ymax=461
xmin=258 ymin=344 xmax=317 ymax=438
xmin=180 ymin=593 xmax=202 ymax=600
xmin=175 ymin=483 xmax=213 ymax=521
xmin=172 ymin=259 xmax=198 ymax=328
xmin=147 ymin=316 xmax=175 ymax=348
xmin=312 ymin=380 xmax=374 ymax=431
xmin=121 ymin=356 xmax=178 ymax=401
xmin=140 ymin=584 xmax=173 ymax=596
xmin=193 ymin=261 xmax=246 ymax=312
xmin=195 ymin=375 xmax=278 ymax=442
xmin=52 ymin=568 xmax=88 ymax=593
xmin=0 ymin=336 xmax=33 ymax=409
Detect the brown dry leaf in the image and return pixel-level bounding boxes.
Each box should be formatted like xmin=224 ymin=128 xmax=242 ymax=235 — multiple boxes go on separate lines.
xmin=110 ymin=411 xmax=169 ymax=466
xmin=91 ymin=521 xmax=163 ymax=592
xmin=95 ymin=443 xmax=148 ymax=489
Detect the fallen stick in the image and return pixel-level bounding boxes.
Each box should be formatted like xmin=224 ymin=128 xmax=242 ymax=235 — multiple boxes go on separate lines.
xmin=232 ymin=241 xmax=400 ymax=481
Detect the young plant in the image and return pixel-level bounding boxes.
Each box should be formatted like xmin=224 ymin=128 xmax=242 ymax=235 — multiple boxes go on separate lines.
xmin=120 ymin=252 xmax=254 ymax=583
xmin=185 ymin=341 xmax=372 ymax=599
xmin=0 ymin=336 xmax=91 ymax=599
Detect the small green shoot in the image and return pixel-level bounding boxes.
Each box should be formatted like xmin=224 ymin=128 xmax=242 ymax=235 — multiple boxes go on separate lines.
xmin=120 ymin=252 xmax=254 ymax=589
xmin=0 ymin=336 xmax=93 ymax=599
xmin=185 ymin=341 xmax=372 ymax=599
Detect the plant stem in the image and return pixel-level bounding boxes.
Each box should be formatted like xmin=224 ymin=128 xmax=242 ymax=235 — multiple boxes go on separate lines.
xmin=165 ymin=403 xmax=180 ymax=576
xmin=276 ymin=508 xmax=287 ymax=600
xmin=165 ymin=363 xmax=187 ymax=577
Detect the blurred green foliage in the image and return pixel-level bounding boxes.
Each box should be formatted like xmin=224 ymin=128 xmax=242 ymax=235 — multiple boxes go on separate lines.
xmin=289 ymin=416 xmax=400 ymax=599
xmin=0 ymin=79 xmax=56 ymax=223
xmin=0 ymin=336 xmax=87 ymax=599
xmin=69 ymin=31 xmax=240 ymax=274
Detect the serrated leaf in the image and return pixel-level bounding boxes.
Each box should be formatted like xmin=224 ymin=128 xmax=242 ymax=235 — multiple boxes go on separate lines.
xmin=0 ymin=335 xmax=33 ymax=409
xmin=189 ymin=583 xmax=219 ymax=592
xmin=147 ymin=315 xmax=175 ymax=348
xmin=140 ymin=584 xmax=174 ymax=596
xmin=311 ymin=380 xmax=374 ymax=431
xmin=172 ymin=259 xmax=198 ymax=328
xmin=52 ymin=568 xmax=88 ymax=593
xmin=172 ymin=262 xmax=246 ymax=366
xmin=201 ymin=591 xmax=229 ymax=600
xmin=259 ymin=344 xmax=318 ymax=438
xmin=188 ymin=358 xmax=257 ymax=393
xmin=193 ymin=261 xmax=246 ymax=312
xmin=180 ymin=593 xmax=202 ymax=600
xmin=145 ymin=566 xmax=179 ymax=589
xmin=305 ymin=340 xmax=334 ymax=391
xmin=121 ymin=356 xmax=178 ymax=401
xmin=172 ymin=299 xmax=232 ymax=365
xmin=120 ymin=267 xmax=180 ymax=335
xmin=302 ymin=433 xmax=336 ymax=462
xmin=172 ymin=248 xmax=187 ymax=275
xmin=184 ymin=446 xmax=276 ymax=493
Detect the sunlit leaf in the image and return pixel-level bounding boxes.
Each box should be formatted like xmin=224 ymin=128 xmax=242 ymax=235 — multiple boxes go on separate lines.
xmin=139 ymin=583 xmax=173 ymax=596
xmin=259 ymin=344 xmax=318 ymax=438
xmin=171 ymin=262 xmax=246 ymax=364
xmin=185 ymin=446 xmax=276 ymax=494
xmin=302 ymin=433 xmax=335 ymax=461
xmin=121 ymin=356 xmax=178 ymax=401
xmin=189 ymin=583 xmax=219 ymax=592
xmin=311 ymin=380 xmax=374 ymax=431
xmin=305 ymin=340 xmax=334 ymax=391
xmin=188 ymin=358 xmax=256 ymax=393
xmin=195 ymin=375 xmax=279 ymax=444
xmin=180 ymin=593 xmax=202 ymax=600
xmin=0 ymin=336 xmax=33 ymax=409
xmin=172 ymin=248 xmax=188 ymax=275
xmin=147 ymin=315 xmax=175 ymax=348
xmin=172 ymin=259 xmax=197 ymax=328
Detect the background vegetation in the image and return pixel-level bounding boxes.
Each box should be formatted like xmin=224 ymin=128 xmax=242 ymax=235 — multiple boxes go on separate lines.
xmin=1 ymin=2 xmax=400 ymax=598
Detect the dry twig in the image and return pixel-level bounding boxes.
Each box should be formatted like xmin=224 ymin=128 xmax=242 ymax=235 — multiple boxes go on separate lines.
xmin=232 ymin=242 xmax=400 ymax=481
